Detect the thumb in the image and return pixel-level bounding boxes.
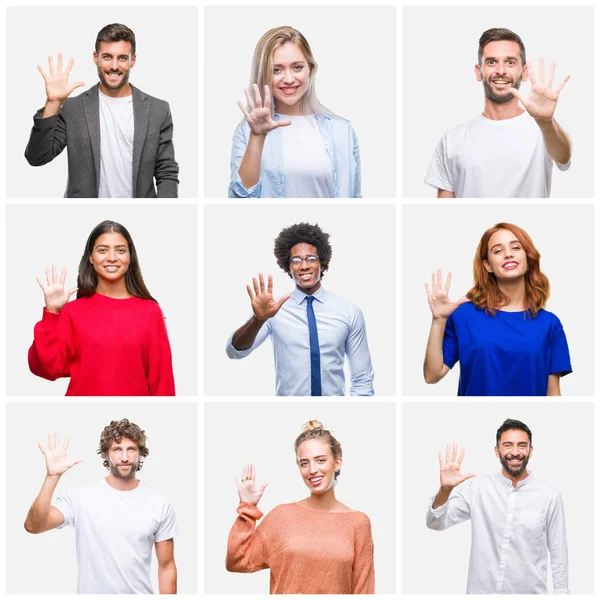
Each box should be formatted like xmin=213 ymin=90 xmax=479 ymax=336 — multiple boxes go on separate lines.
xmin=67 ymin=287 xmax=78 ymax=300
xmin=68 ymin=82 xmax=85 ymax=94
xmin=508 ymin=87 xmax=524 ymax=103
xmin=273 ymin=120 xmax=292 ymax=129
xmin=259 ymin=481 xmax=268 ymax=493
xmin=461 ymin=472 xmax=476 ymax=482
xmin=70 ymin=458 xmax=83 ymax=468
xmin=457 ymin=295 xmax=470 ymax=305
xmin=276 ymin=294 xmax=291 ymax=309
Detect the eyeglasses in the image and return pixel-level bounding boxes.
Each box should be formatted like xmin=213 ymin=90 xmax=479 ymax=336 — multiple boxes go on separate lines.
xmin=289 ymin=255 xmax=320 ymax=266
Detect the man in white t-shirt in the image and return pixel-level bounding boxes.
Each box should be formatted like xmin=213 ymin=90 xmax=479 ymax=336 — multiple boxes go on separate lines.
xmin=25 ymin=23 xmax=179 ymax=198
xmin=24 ymin=419 xmax=179 ymax=594
xmin=425 ymin=28 xmax=571 ymax=198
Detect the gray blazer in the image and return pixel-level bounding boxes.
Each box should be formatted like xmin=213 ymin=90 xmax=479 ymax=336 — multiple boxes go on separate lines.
xmin=25 ymin=84 xmax=179 ymax=198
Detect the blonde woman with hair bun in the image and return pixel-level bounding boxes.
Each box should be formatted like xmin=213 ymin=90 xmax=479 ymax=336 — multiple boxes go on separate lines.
xmin=226 ymin=421 xmax=374 ymax=593
xmin=229 ymin=26 xmax=361 ymax=199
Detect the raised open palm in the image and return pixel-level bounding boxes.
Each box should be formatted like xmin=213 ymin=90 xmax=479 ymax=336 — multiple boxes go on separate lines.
xmin=425 ymin=269 xmax=469 ymax=320
xmin=38 ymin=432 xmax=83 ymax=477
xmin=235 ymin=463 xmax=268 ymax=506
xmin=237 ymin=84 xmax=292 ymax=136
xmin=36 ymin=265 xmax=78 ymax=314
xmin=439 ymin=443 xmax=475 ymax=489
xmin=246 ymin=273 xmax=290 ymax=321
xmin=37 ymin=54 xmax=84 ymax=103
xmin=509 ymin=58 xmax=570 ymax=122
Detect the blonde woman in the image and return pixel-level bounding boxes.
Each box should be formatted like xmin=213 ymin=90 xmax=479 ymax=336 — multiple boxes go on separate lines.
xmin=226 ymin=421 xmax=374 ymax=593
xmin=229 ymin=26 xmax=360 ymax=198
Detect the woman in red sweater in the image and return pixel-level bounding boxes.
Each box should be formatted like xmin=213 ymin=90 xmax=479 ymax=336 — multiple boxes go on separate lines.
xmin=28 ymin=220 xmax=175 ymax=396
xmin=226 ymin=420 xmax=374 ymax=593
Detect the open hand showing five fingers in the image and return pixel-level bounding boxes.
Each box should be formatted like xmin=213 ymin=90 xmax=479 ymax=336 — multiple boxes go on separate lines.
xmin=439 ymin=443 xmax=476 ymax=489
xmin=37 ymin=54 xmax=84 ymax=104
xmin=235 ymin=463 xmax=268 ymax=506
xmin=425 ymin=269 xmax=469 ymax=321
xmin=509 ymin=58 xmax=570 ymax=122
xmin=246 ymin=273 xmax=290 ymax=321
xmin=36 ymin=265 xmax=78 ymax=314
xmin=38 ymin=432 xmax=83 ymax=478
xmin=237 ymin=84 xmax=292 ymax=136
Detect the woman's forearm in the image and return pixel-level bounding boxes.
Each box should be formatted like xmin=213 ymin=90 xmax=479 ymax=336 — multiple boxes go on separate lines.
xmin=238 ymin=133 xmax=266 ymax=189
xmin=423 ymin=319 xmax=448 ymax=384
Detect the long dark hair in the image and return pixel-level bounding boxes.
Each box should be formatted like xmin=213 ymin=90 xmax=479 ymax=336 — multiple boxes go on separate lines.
xmin=77 ymin=220 xmax=156 ymax=301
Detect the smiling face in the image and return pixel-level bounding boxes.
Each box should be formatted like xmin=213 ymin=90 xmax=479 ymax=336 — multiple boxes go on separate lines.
xmin=495 ymin=429 xmax=532 ymax=479
xmin=94 ymin=40 xmax=136 ymax=92
xmin=483 ymin=229 xmax=528 ymax=281
xmin=476 ymin=40 xmax=527 ymax=104
xmin=289 ymin=242 xmax=321 ymax=294
xmin=270 ymin=42 xmax=310 ymax=115
xmin=297 ymin=438 xmax=342 ymax=494
xmin=107 ymin=437 xmax=140 ymax=480
xmin=89 ymin=231 xmax=131 ymax=284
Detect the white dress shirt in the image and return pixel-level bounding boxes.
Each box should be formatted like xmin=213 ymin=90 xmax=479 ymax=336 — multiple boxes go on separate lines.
xmin=226 ymin=287 xmax=374 ymax=396
xmin=426 ymin=472 xmax=569 ymax=594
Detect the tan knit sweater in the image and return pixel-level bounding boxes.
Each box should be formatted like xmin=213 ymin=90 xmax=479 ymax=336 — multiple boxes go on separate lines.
xmin=226 ymin=502 xmax=375 ymax=594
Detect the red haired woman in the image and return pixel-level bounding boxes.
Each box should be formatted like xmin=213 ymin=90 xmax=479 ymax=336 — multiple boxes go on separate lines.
xmin=423 ymin=223 xmax=571 ymax=396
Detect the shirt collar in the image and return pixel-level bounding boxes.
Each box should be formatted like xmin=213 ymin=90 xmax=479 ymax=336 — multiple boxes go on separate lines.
xmin=291 ymin=286 xmax=326 ymax=305
xmin=496 ymin=470 xmax=534 ymax=489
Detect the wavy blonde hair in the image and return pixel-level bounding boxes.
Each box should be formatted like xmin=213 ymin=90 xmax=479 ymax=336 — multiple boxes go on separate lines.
xmin=467 ymin=223 xmax=549 ymax=318
xmin=250 ymin=26 xmax=328 ymax=117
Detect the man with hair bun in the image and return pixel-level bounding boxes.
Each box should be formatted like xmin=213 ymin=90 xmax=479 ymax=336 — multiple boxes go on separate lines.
xmin=226 ymin=222 xmax=374 ymax=396
xmin=24 ymin=419 xmax=179 ymax=594
xmin=425 ymin=27 xmax=571 ymax=198
xmin=426 ymin=419 xmax=569 ymax=594
xmin=25 ymin=23 xmax=179 ymax=197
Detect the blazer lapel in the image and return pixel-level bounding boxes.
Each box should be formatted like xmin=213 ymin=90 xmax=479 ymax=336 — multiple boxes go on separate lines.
xmin=82 ymin=85 xmax=101 ymax=190
xmin=132 ymin=85 xmax=150 ymax=195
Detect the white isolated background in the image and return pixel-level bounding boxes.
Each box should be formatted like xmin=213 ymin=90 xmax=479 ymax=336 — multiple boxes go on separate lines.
xmin=6 ymin=6 xmax=198 ymax=198
xmin=204 ymin=401 xmax=396 ymax=594
xmin=6 ymin=401 xmax=198 ymax=594
xmin=204 ymin=204 xmax=396 ymax=396
xmin=6 ymin=204 xmax=198 ymax=396
xmin=402 ymin=5 xmax=594 ymax=198
xmin=203 ymin=6 xmax=397 ymax=198
xmin=402 ymin=401 xmax=594 ymax=594
xmin=402 ymin=203 xmax=594 ymax=396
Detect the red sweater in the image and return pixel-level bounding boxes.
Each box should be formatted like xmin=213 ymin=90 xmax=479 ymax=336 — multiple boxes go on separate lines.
xmin=226 ymin=502 xmax=375 ymax=594
xmin=28 ymin=293 xmax=175 ymax=396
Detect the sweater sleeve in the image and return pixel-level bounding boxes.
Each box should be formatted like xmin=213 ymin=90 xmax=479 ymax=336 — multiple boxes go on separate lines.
xmin=147 ymin=304 xmax=175 ymax=396
xmin=352 ymin=514 xmax=375 ymax=594
xmin=28 ymin=308 xmax=75 ymax=381
xmin=226 ymin=502 xmax=269 ymax=573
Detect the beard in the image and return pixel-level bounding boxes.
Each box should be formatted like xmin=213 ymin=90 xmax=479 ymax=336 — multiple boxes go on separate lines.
xmin=97 ymin=66 xmax=131 ymax=90
xmin=483 ymin=72 xmax=522 ymax=104
xmin=108 ymin=456 xmax=139 ymax=480
xmin=499 ymin=452 xmax=530 ymax=477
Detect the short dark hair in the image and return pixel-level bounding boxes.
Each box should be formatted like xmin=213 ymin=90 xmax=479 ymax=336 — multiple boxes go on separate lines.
xmin=95 ymin=23 xmax=136 ymax=55
xmin=273 ymin=222 xmax=333 ymax=278
xmin=98 ymin=418 xmax=149 ymax=471
xmin=496 ymin=418 xmax=532 ymax=447
xmin=478 ymin=28 xmax=526 ymax=67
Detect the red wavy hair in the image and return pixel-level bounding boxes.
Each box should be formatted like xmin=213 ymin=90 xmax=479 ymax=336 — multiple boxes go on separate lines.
xmin=466 ymin=223 xmax=549 ymax=317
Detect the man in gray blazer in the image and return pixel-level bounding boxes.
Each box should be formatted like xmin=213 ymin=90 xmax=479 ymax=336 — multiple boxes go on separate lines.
xmin=25 ymin=23 xmax=179 ymax=198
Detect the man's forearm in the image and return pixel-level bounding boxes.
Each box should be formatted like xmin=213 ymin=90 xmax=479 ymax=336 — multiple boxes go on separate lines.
xmin=537 ymin=118 xmax=571 ymax=165
xmin=432 ymin=485 xmax=453 ymax=509
xmin=158 ymin=562 xmax=177 ymax=594
xmin=24 ymin=474 xmax=60 ymax=533
xmin=231 ymin=316 xmax=266 ymax=351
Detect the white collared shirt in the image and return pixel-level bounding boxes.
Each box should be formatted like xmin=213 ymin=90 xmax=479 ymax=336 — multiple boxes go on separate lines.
xmin=426 ymin=471 xmax=569 ymax=594
xmin=226 ymin=287 xmax=374 ymax=396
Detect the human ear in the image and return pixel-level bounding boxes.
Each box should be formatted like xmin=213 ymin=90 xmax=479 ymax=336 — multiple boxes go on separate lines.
xmin=521 ymin=62 xmax=529 ymax=83
xmin=93 ymin=51 xmax=98 ymax=66
xmin=474 ymin=63 xmax=483 ymax=82
xmin=483 ymin=259 xmax=493 ymax=273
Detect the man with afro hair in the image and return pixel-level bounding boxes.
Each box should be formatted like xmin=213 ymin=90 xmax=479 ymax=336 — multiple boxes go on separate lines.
xmin=24 ymin=419 xmax=178 ymax=593
xmin=226 ymin=222 xmax=374 ymax=395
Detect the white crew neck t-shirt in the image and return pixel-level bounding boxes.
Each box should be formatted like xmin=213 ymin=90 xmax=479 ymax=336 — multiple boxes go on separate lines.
xmin=280 ymin=115 xmax=334 ymax=198
xmin=98 ymin=90 xmax=135 ymax=198
xmin=425 ymin=111 xmax=571 ymax=198
xmin=53 ymin=479 xmax=179 ymax=594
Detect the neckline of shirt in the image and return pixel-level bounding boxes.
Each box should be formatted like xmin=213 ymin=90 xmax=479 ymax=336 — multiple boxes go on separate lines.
xmin=292 ymin=501 xmax=357 ymax=514
xmin=477 ymin=110 xmax=529 ymax=126
xmin=92 ymin=292 xmax=140 ymax=303
xmin=102 ymin=478 xmax=144 ymax=494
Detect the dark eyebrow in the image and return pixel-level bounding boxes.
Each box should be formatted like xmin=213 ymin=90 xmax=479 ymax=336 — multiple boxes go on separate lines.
xmin=485 ymin=55 xmax=519 ymax=62
xmin=273 ymin=61 xmax=306 ymax=67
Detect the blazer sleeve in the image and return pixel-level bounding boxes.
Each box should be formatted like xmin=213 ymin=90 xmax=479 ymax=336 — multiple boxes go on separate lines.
xmin=154 ymin=102 xmax=179 ymax=198
xmin=352 ymin=514 xmax=375 ymax=594
xmin=28 ymin=308 xmax=75 ymax=380
xmin=226 ymin=502 xmax=269 ymax=573
xmin=24 ymin=108 xmax=68 ymax=166
xmin=147 ymin=304 xmax=176 ymax=396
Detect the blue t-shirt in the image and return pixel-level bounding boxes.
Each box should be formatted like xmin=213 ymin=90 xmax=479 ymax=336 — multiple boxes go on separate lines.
xmin=442 ymin=302 xmax=572 ymax=396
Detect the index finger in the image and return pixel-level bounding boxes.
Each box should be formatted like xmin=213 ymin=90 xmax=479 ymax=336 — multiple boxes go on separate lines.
xmin=62 ymin=433 xmax=70 ymax=449
xmin=57 ymin=53 xmax=63 ymax=74
xmin=267 ymin=274 xmax=273 ymax=295
xmin=59 ymin=267 xmax=67 ymax=286
xmin=263 ymin=84 xmax=272 ymax=110
xmin=457 ymin=446 xmax=465 ymax=465
xmin=444 ymin=272 xmax=452 ymax=293
xmin=64 ymin=57 xmax=74 ymax=76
